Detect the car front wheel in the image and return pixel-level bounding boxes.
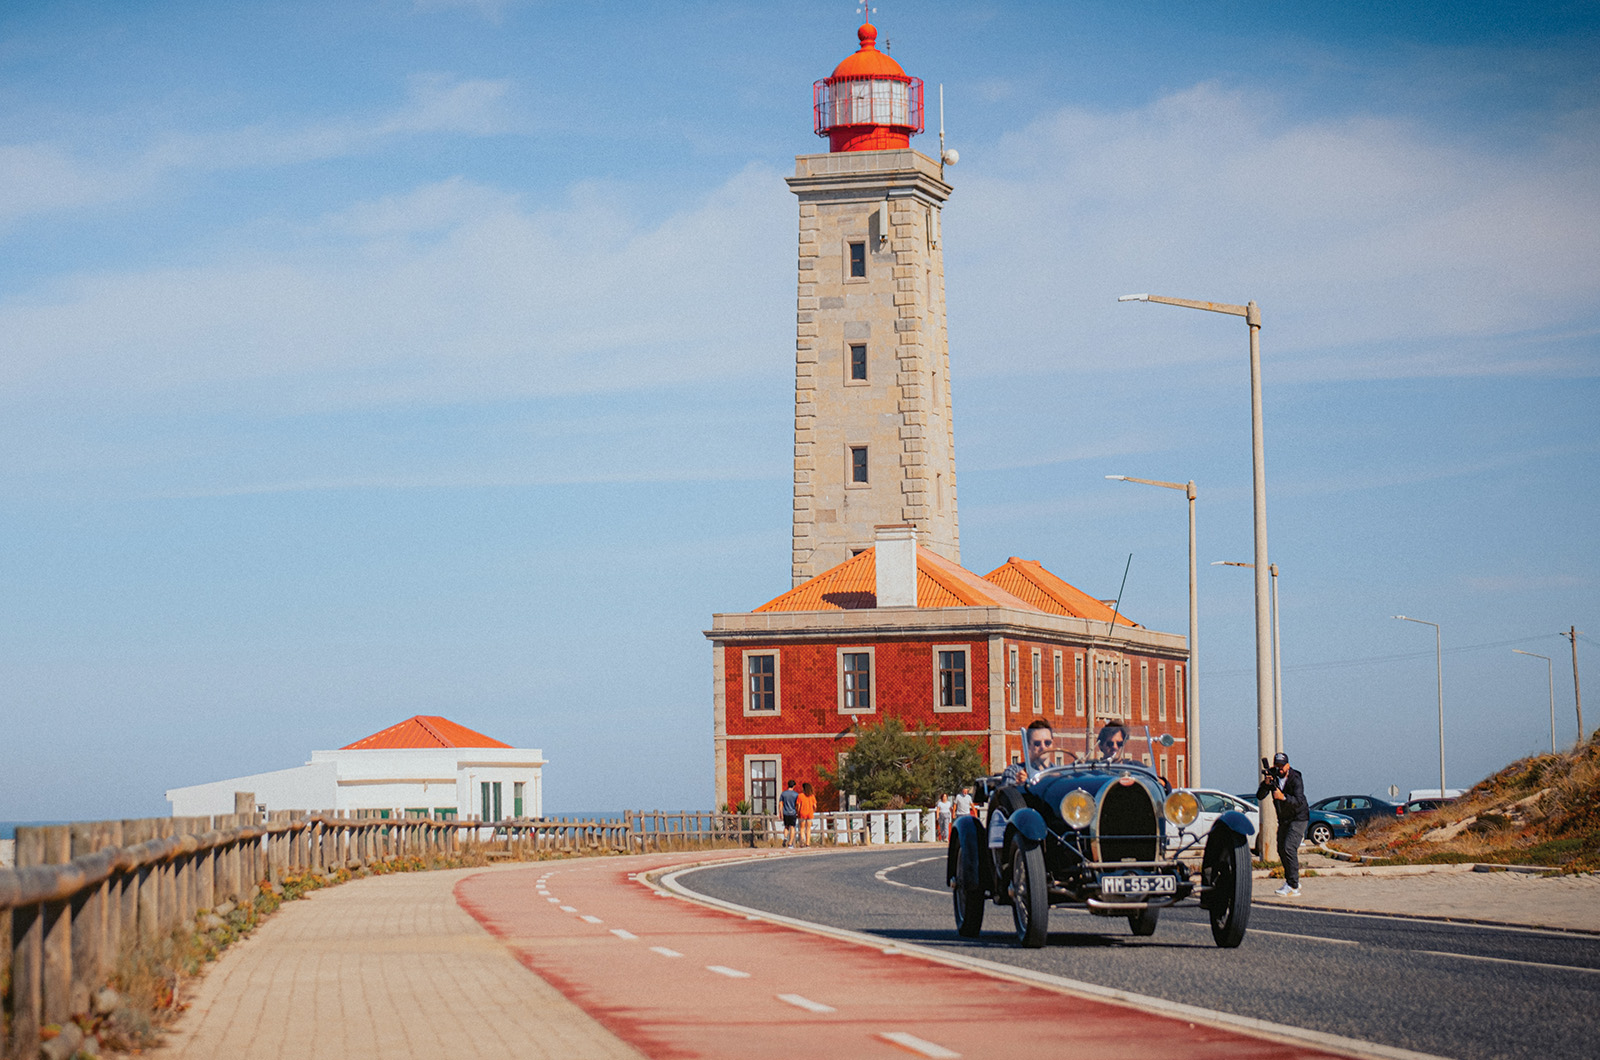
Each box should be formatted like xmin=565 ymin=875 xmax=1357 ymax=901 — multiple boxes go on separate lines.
xmin=1308 ymin=821 xmax=1332 ymax=845
xmin=951 ymin=835 xmax=985 ymax=938
xmin=1204 ymin=833 xmax=1252 ymax=948
xmin=1009 ymin=844 xmax=1049 ymax=948
xmin=1129 ymin=907 xmax=1159 ymax=936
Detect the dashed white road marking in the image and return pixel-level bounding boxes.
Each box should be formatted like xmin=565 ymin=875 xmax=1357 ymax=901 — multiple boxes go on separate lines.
xmin=777 ymin=993 xmax=836 ymax=1013
xmin=546 ymin=897 xmax=560 ymax=904
xmin=879 ymin=1031 xmax=960 ymax=1058
xmin=1415 ymin=950 xmax=1600 ymax=975
xmin=1251 ymin=928 xmax=1360 ymax=946
xmin=559 ymin=905 xmax=577 ymax=913
xmin=610 ymin=928 xmax=638 ymax=940
xmin=881 ymin=947 xmax=903 ymax=955
xmin=706 ymin=965 xmax=751 ymax=979
xmin=580 ymin=915 xmax=604 ymax=924
xmin=649 ymin=946 xmax=683 ymax=958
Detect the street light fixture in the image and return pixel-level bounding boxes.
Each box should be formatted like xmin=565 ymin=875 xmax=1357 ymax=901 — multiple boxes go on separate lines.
xmin=1213 ymin=561 xmax=1283 ymax=753
xmin=1106 ymin=474 xmax=1200 ymax=786
xmin=1512 ymin=650 xmax=1556 ymax=754
xmin=1120 ymin=292 xmax=1272 ymax=849
xmin=1394 ymin=615 xmax=1446 ymax=799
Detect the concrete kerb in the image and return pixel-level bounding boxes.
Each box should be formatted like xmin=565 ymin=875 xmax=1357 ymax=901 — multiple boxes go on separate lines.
xmin=1314 ymin=843 xmax=1556 ymax=874
xmin=647 ymin=849 xmax=1448 ymax=1060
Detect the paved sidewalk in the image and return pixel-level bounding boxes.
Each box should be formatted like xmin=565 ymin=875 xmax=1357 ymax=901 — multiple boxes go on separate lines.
xmin=150 ymin=865 xmax=645 ymax=1060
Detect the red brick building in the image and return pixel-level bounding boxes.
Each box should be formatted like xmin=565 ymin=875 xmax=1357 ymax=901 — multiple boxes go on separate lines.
xmin=707 ymin=526 xmax=1190 ymax=812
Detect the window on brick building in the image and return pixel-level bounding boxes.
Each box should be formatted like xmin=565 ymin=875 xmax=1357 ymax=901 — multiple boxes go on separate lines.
xmin=1031 ymin=650 xmax=1042 ymax=714
xmin=1175 ymin=665 xmax=1186 ymax=723
xmin=744 ymin=652 xmax=778 ymax=714
xmin=849 ymin=241 xmax=866 ymax=277
xmin=935 ymin=647 xmax=967 ymax=710
xmin=1008 ymin=646 xmax=1019 ymax=712
xmin=748 ymin=758 xmax=779 ymax=815
xmin=849 ymin=446 xmax=869 ymax=484
xmin=1074 ymin=654 xmax=1085 ymax=716
xmin=849 ymin=343 xmax=867 ymax=381
xmin=1159 ymin=753 xmax=1169 ymax=781
xmin=1140 ymin=661 xmax=1150 ymax=721
xmin=1052 ymin=651 xmax=1063 ymax=716
xmin=1176 ymin=754 xmax=1186 ymax=788
xmin=1158 ymin=663 xmax=1168 ymax=721
xmin=839 ymin=648 xmax=874 ymax=713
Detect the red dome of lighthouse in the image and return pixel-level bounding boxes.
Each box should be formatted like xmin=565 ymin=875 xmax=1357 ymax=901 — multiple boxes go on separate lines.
xmin=814 ymin=22 xmax=924 ymax=152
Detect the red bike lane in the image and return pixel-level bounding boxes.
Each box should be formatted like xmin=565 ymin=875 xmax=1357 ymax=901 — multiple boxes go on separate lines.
xmin=455 ymin=850 xmax=1358 ymax=1060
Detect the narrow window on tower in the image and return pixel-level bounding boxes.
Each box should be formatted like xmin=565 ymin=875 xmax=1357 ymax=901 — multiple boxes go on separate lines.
xmin=849 ymin=446 xmax=869 ymax=484
xmin=849 ymin=343 xmax=868 ymax=381
xmin=849 ymin=241 xmax=866 ymax=277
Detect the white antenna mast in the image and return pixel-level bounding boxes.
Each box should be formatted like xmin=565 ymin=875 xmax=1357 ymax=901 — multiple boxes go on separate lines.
xmin=939 ymin=84 xmax=959 ymax=166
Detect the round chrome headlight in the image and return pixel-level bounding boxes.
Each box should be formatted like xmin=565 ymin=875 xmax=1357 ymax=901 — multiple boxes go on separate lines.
xmin=1059 ymin=789 xmax=1094 ymax=829
xmin=1164 ymin=790 xmax=1201 ymax=828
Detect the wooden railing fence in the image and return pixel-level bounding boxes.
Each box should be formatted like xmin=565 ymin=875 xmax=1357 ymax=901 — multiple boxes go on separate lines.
xmin=1 ymin=801 xmax=940 ymax=1057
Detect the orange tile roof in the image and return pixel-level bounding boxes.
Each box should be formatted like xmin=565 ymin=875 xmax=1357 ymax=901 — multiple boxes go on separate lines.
xmin=341 ymin=715 xmax=512 ymax=751
xmin=982 ymin=557 xmax=1140 ymax=627
xmin=753 ymin=547 xmax=1040 ymax=612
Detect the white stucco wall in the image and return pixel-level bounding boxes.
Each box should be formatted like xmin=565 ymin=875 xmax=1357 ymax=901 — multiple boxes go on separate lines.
xmin=167 ymin=746 xmax=545 ymax=820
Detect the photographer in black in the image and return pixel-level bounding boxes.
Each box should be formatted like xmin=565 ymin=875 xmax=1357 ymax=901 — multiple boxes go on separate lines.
xmin=1257 ymin=751 xmax=1308 ymax=897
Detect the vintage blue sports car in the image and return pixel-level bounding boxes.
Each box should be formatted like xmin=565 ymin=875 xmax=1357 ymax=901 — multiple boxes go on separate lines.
xmin=948 ymin=725 xmax=1255 ymax=948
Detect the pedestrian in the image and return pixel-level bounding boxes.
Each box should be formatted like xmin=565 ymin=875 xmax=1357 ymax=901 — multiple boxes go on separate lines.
xmin=796 ymin=782 xmax=817 ymax=846
xmin=1258 ymin=751 xmax=1309 ymax=897
xmin=779 ymin=779 xmax=800 ymax=848
xmin=934 ymin=792 xmax=953 ymax=841
xmin=952 ymin=786 xmax=974 ymax=819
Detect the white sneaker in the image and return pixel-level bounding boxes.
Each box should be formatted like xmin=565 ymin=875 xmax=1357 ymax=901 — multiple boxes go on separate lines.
xmin=1274 ymin=884 xmax=1300 ymax=897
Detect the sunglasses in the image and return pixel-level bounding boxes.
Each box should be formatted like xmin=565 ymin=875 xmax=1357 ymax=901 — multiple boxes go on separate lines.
xmin=1029 ymin=738 xmax=1053 ymax=747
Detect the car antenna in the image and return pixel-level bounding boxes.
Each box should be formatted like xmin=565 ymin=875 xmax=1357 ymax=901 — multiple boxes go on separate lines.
xmin=1106 ymin=553 xmax=1133 ymax=638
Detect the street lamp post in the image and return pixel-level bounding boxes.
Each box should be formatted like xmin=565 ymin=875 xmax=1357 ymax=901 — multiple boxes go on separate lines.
xmin=1107 ymin=474 xmax=1200 ymax=786
xmin=1394 ymin=615 xmax=1446 ymax=798
xmin=1512 ymin=650 xmax=1556 ymax=753
xmin=1213 ymin=560 xmax=1283 ymax=752
xmin=1121 ymin=292 xmax=1272 ymax=851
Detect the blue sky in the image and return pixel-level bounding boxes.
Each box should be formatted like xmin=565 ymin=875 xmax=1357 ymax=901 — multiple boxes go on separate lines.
xmin=2 ymin=0 xmax=1596 ymax=819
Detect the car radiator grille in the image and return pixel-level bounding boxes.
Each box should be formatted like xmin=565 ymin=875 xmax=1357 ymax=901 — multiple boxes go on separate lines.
xmin=1098 ymin=784 xmax=1158 ymax=862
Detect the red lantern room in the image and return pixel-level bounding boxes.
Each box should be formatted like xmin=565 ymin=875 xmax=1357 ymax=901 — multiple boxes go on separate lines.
xmin=813 ymin=21 xmax=925 ymax=152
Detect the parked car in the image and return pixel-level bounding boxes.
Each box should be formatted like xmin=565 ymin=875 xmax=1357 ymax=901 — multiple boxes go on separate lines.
xmin=1232 ymin=793 xmax=1356 ymax=846
xmin=1175 ymin=790 xmax=1260 ymax=847
xmin=1403 ymin=797 xmax=1455 ymax=815
xmin=1308 ymin=794 xmax=1405 ymax=827
xmin=949 ymin=728 xmax=1255 ymax=949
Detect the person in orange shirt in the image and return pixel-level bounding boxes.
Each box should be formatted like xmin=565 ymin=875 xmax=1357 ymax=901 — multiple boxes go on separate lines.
xmin=796 ymin=782 xmax=818 ymax=846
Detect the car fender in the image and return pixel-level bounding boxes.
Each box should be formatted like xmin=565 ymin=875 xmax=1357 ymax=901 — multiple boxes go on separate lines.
xmin=1007 ymin=806 xmax=1048 ymax=849
xmin=951 ymin=814 xmax=991 ymax=892
xmin=1215 ymin=810 xmax=1255 ymax=839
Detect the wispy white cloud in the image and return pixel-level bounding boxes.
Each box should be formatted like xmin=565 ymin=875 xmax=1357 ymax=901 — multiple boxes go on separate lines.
xmin=0 ymin=75 xmax=513 ymax=227
xmin=950 ymin=83 xmax=1600 ymax=380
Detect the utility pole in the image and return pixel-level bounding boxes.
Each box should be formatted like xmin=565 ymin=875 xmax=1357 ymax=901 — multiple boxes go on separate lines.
xmin=1563 ymin=627 xmax=1585 ymax=749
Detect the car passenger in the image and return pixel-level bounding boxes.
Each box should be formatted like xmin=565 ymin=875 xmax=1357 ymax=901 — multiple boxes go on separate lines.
xmin=1003 ymin=719 xmax=1055 ymax=784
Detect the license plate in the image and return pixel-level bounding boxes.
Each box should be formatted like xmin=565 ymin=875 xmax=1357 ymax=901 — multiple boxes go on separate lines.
xmin=1100 ymin=874 xmax=1177 ymax=896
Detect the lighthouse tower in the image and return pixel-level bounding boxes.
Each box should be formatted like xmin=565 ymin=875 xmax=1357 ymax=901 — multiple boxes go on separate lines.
xmin=787 ymin=20 xmax=958 ymax=585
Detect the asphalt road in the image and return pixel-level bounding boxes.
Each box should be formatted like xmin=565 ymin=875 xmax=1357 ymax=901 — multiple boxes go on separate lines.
xmin=683 ymin=848 xmax=1600 ymax=1060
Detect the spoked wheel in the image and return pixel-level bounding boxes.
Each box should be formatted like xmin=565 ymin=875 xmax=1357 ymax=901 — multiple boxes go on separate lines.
xmin=951 ymin=836 xmax=985 ymax=937
xmin=1204 ymin=836 xmax=1252 ymax=948
xmin=1129 ymin=907 xmax=1160 ymax=937
xmin=1008 ymin=844 xmax=1049 ymax=948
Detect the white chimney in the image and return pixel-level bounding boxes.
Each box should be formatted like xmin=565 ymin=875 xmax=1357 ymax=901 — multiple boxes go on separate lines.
xmin=874 ymin=524 xmax=918 ymax=608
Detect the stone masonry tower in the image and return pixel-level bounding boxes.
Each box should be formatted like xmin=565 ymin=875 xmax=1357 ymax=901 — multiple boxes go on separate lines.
xmin=787 ymin=20 xmax=958 ymax=585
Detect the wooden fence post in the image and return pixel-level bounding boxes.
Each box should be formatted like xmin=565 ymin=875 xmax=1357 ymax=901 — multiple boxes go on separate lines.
xmin=39 ymin=826 xmax=73 ymax=1028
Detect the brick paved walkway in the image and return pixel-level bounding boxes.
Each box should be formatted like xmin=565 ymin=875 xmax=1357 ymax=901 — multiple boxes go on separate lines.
xmin=151 ymin=865 xmax=644 ymax=1060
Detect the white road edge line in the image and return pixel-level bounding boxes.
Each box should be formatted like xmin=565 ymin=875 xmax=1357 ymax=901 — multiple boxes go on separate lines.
xmin=1414 ymin=949 xmax=1600 ymax=975
xmin=874 ymin=855 xmax=949 ymax=897
xmin=1259 ymin=903 xmax=1594 ymax=939
xmin=777 ymin=993 xmax=836 ymax=1013
xmin=657 ymin=863 xmax=1448 ymax=1060
xmin=1250 ymin=928 xmax=1360 ymax=946
xmin=649 ymin=946 xmax=683 ymax=958
xmin=879 ymin=1030 xmax=961 ymax=1058
xmin=706 ymin=965 xmax=751 ymax=979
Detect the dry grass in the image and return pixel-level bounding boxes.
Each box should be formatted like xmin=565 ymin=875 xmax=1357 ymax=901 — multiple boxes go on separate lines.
xmin=1332 ymin=731 xmax=1600 ymax=872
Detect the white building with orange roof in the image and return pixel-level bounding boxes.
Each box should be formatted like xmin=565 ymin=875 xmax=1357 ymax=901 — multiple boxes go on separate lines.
xmin=165 ymin=715 xmax=544 ymax=821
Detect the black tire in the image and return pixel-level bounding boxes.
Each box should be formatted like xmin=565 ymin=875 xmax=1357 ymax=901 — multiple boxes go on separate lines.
xmin=1009 ymin=844 xmax=1049 ymax=948
xmin=1206 ymin=838 xmax=1252 ymax=948
xmin=1129 ymin=907 xmax=1160 ymax=936
xmin=951 ymin=835 xmax=985 ymax=937
xmin=1308 ymin=821 xmax=1332 ymax=845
